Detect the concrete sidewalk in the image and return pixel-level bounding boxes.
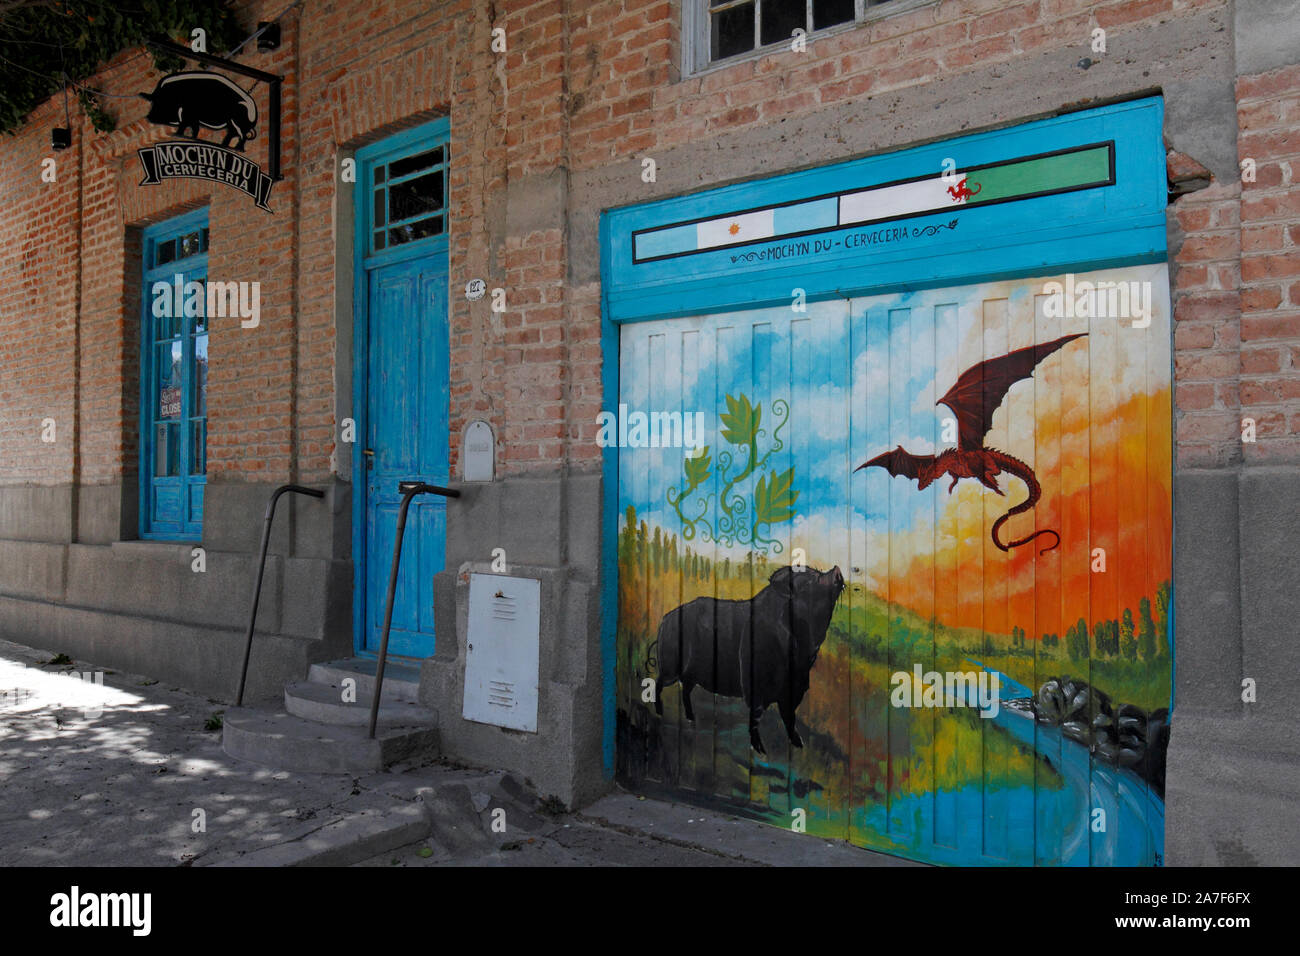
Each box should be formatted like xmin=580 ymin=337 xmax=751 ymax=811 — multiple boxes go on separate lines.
xmin=0 ymin=638 xmax=913 ymax=867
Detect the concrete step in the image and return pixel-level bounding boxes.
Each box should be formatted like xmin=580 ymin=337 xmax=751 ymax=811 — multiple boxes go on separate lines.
xmin=308 ymin=658 xmax=422 ymax=703
xmin=284 ymin=679 xmax=436 ymax=727
xmin=222 ymin=707 xmax=439 ymax=774
xmin=211 ymin=804 xmax=431 ymax=867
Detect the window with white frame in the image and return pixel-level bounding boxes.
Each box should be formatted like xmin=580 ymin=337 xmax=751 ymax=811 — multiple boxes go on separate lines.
xmin=685 ymin=0 xmax=917 ymax=73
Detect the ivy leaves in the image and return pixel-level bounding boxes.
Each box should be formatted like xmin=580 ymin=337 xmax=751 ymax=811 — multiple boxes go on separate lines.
xmin=754 ymin=467 xmax=798 ymax=527
xmin=665 ymin=393 xmax=795 ymax=553
xmin=0 ymin=1 xmax=246 ymax=135
xmin=719 ymin=393 xmax=760 ymax=447
xmin=683 ymin=445 xmax=712 ymax=487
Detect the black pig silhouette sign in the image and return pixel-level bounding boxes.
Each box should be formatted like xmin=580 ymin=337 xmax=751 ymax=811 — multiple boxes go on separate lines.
xmin=652 ymin=564 xmax=844 ymax=754
xmin=141 ymin=72 xmax=258 ymax=150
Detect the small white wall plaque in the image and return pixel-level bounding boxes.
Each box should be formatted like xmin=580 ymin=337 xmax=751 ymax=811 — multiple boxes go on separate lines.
xmin=463 ymin=420 xmax=494 ymax=481
xmin=465 ymin=278 xmax=486 ymax=301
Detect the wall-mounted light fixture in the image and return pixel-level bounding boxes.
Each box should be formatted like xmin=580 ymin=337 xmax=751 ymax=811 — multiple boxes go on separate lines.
xmin=257 ymin=22 xmax=280 ymax=51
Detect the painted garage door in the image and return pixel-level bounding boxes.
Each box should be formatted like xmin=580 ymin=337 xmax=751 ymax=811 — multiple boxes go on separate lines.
xmin=615 ymin=263 xmax=1172 ymax=866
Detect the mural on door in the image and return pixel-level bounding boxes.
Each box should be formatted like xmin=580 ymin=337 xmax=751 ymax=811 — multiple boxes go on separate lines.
xmin=616 ymin=264 xmax=1172 ymax=866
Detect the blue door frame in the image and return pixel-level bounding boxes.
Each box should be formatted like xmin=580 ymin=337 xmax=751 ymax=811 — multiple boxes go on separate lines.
xmin=140 ymin=207 xmax=210 ymax=540
xmin=351 ymin=118 xmax=451 ymax=659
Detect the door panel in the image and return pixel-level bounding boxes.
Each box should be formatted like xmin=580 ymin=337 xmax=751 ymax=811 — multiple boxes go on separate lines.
xmin=141 ymin=219 xmax=208 ymax=541
xmin=362 ymin=256 xmax=449 ymax=658
xmin=615 ymin=264 xmax=1173 ymax=866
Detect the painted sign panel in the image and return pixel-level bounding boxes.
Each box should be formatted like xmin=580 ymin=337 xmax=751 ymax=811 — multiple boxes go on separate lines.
xmin=614 ymin=264 xmax=1172 ymax=866
xmin=603 ymin=98 xmax=1166 ymax=324
xmin=633 ymin=143 xmax=1114 ymax=263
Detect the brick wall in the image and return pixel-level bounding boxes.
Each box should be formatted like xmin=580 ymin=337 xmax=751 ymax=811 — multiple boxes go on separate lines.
xmin=2 ymin=0 xmax=1294 ymax=503
xmin=1236 ymin=62 xmax=1300 ymax=463
xmin=0 ymin=94 xmax=80 ymax=486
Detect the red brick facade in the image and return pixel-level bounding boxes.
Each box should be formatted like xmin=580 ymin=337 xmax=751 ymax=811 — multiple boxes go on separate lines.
xmin=1 ymin=0 xmax=1297 ymax=854
xmin=2 ymin=0 xmax=1296 ymax=493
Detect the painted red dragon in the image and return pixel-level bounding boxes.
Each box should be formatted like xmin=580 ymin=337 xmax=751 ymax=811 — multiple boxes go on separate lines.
xmin=855 ymin=332 xmax=1086 ymax=555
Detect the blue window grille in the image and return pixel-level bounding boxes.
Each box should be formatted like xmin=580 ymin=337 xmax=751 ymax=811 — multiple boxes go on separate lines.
xmin=139 ymin=208 xmax=209 ymax=540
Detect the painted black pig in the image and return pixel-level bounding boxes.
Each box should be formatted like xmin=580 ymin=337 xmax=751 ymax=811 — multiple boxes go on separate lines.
xmin=653 ymin=564 xmax=844 ymax=754
xmin=141 ymin=72 xmax=258 ymax=150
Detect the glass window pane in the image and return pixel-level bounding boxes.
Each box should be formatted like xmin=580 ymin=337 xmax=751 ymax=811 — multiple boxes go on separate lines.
xmin=389 ymin=216 xmax=443 ymax=247
xmin=154 ymin=422 xmax=180 ymax=477
xmin=712 ymin=3 xmax=755 ymax=60
xmin=192 ymin=333 xmax=208 ymax=417
xmin=178 ymin=230 xmax=201 ymax=259
xmin=155 ymin=239 xmax=176 ymax=266
xmin=813 ymin=0 xmax=855 ymax=29
xmin=153 ymin=303 xmax=177 ymax=342
xmin=374 ymin=164 xmax=386 ymax=184
xmin=156 ymin=341 xmax=183 ymax=440
xmin=189 ymin=420 xmax=206 ymax=475
xmin=389 ymin=147 xmax=443 ymax=180
xmin=374 ymin=189 xmax=386 ymax=227
xmin=760 ymin=0 xmax=806 ymax=47
xmin=200 ymin=227 xmax=209 ymax=252
xmin=374 ymin=230 xmax=387 ymax=250
xmin=388 ymin=171 xmax=443 ymax=223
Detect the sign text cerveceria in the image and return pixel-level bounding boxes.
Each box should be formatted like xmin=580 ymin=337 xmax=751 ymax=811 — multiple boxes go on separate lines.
xmin=138 ymin=142 xmax=273 ymax=211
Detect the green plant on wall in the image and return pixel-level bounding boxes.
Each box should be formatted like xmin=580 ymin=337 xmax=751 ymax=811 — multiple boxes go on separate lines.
xmin=665 ymin=392 xmax=796 ymax=554
xmin=0 ymin=2 xmax=246 ymax=135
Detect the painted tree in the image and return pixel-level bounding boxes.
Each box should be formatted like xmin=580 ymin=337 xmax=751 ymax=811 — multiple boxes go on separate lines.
xmin=621 ymin=505 xmax=637 ymax=564
xmin=1066 ymin=617 xmax=1090 ymax=660
xmin=1138 ymin=597 xmax=1156 ymax=661
xmin=1091 ymin=620 xmax=1107 ymax=657
xmin=1120 ymin=607 xmax=1137 ymax=661
xmin=1155 ymin=580 xmax=1172 ymax=658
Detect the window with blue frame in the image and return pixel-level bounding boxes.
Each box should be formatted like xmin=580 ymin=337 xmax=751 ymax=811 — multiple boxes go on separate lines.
xmin=367 ymin=144 xmax=448 ymax=253
xmin=140 ymin=209 xmax=209 ymax=539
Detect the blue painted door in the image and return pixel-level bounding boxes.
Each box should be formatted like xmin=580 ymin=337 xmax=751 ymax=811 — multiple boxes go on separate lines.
xmin=140 ymin=209 xmax=209 ymax=539
xmin=355 ymin=120 xmax=451 ymax=659
xmin=362 ymin=256 xmax=449 ymax=657
xmin=614 ymin=266 xmax=1174 ymax=866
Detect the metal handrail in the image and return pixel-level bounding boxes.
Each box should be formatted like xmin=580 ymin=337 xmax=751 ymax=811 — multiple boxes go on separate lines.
xmin=235 ymin=484 xmax=325 ymax=706
xmin=369 ymin=481 xmax=461 ymax=738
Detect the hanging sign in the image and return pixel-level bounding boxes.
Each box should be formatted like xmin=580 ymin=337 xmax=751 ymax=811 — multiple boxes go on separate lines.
xmin=135 ymin=39 xmax=283 ymax=213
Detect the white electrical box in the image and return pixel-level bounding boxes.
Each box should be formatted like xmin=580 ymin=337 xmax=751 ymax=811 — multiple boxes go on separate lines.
xmin=462 ymin=573 xmax=540 ymax=732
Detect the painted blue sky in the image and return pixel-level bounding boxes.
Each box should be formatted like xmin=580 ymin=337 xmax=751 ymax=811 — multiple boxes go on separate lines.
xmin=617 ymin=265 xmax=1170 ymax=593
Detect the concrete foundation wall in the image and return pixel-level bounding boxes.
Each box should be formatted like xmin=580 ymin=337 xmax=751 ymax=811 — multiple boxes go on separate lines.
xmin=420 ymin=472 xmax=605 ymax=808
xmin=0 ymin=478 xmax=353 ymax=703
